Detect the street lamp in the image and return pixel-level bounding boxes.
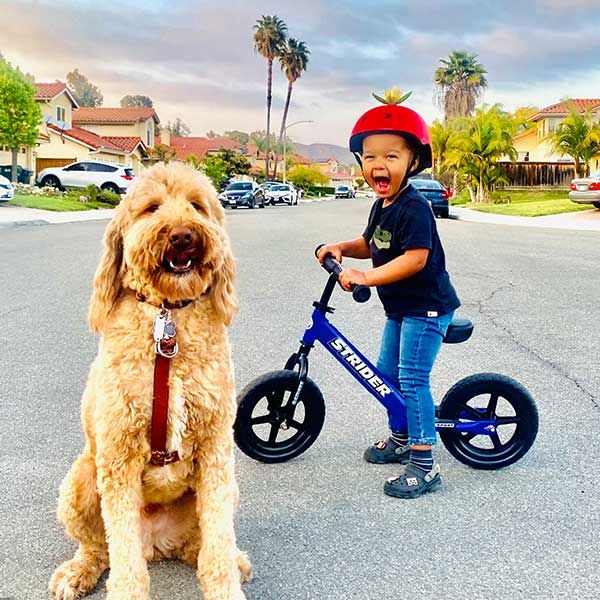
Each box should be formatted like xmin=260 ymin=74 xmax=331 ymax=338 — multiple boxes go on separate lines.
xmin=282 ymin=120 xmax=314 ymax=184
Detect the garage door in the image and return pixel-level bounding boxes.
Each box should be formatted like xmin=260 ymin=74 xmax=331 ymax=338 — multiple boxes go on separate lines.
xmin=36 ymin=158 xmax=76 ymax=172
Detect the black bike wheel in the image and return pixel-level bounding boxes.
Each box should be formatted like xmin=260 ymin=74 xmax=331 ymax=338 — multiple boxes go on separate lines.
xmin=438 ymin=373 xmax=538 ymax=470
xmin=234 ymin=370 xmax=325 ymax=463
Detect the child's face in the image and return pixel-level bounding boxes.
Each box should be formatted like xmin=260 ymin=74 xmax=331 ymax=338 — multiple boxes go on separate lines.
xmin=361 ymin=134 xmax=417 ymax=199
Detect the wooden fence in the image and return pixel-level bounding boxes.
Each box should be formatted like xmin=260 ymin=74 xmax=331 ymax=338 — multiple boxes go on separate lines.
xmin=496 ymin=162 xmax=574 ymax=188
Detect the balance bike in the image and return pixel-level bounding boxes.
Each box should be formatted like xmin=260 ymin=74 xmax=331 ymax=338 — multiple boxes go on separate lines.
xmin=234 ymin=254 xmax=538 ymax=469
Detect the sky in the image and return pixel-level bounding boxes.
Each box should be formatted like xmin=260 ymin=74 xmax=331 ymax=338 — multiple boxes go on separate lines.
xmin=2 ymin=0 xmax=600 ymax=146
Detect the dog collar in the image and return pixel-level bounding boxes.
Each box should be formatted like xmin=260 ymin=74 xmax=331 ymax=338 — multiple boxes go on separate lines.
xmin=135 ymin=292 xmax=193 ymax=310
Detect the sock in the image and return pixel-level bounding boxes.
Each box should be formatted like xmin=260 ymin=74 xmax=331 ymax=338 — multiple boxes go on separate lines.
xmin=409 ymin=448 xmax=434 ymax=473
xmin=390 ymin=431 xmax=409 ymax=447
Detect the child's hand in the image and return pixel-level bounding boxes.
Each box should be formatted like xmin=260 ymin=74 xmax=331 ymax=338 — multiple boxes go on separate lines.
xmin=339 ymin=268 xmax=368 ymax=291
xmin=316 ymin=243 xmax=342 ymax=264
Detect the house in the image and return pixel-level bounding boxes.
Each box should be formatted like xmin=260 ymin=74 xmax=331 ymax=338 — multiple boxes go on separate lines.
xmin=156 ymin=130 xmax=242 ymax=163
xmin=1 ymin=82 xmax=156 ymax=179
xmin=513 ymin=99 xmax=600 ymax=172
xmin=310 ymin=157 xmax=354 ymax=187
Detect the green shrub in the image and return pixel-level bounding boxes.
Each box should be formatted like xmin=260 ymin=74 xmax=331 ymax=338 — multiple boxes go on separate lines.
xmin=98 ymin=189 xmax=121 ymax=206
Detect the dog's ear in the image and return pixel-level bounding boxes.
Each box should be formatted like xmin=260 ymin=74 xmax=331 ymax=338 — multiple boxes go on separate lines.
xmin=209 ymin=241 xmax=238 ymax=326
xmin=88 ymin=214 xmax=124 ymax=333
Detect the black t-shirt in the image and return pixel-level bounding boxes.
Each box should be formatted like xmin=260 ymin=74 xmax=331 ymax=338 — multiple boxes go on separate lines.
xmin=362 ymin=185 xmax=460 ymax=318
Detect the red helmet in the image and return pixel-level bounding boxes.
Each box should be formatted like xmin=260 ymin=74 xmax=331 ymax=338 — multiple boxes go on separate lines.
xmin=349 ymin=105 xmax=432 ymax=173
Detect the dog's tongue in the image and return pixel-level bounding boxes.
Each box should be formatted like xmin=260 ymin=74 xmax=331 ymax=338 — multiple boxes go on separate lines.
xmin=165 ymin=247 xmax=197 ymax=266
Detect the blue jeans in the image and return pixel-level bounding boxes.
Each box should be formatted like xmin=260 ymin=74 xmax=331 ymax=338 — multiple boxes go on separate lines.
xmin=376 ymin=312 xmax=454 ymax=446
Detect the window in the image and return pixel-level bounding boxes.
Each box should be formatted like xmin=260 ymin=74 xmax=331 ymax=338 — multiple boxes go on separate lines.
xmin=147 ymin=124 xmax=153 ymax=146
xmin=56 ymin=106 xmax=66 ymax=123
xmin=226 ymin=182 xmax=253 ymax=191
xmin=85 ymin=163 xmax=118 ymax=172
xmin=65 ymin=163 xmax=86 ymax=171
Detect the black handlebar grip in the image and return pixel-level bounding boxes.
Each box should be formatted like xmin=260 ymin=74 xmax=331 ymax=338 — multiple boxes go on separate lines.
xmin=352 ymin=285 xmax=371 ymax=303
xmin=321 ymin=255 xmax=371 ymax=303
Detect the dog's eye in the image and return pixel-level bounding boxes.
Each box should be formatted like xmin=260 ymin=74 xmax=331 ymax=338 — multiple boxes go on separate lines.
xmin=146 ymin=204 xmax=160 ymax=213
xmin=191 ymin=202 xmax=206 ymax=214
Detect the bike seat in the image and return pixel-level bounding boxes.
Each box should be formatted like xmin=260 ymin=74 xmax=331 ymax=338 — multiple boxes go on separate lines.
xmin=443 ymin=318 xmax=474 ymax=344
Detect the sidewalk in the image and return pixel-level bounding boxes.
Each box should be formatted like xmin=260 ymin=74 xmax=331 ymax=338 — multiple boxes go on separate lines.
xmin=451 ymin=205 xmax=600 ymax=231
xmin=0 ymin=204 xmax=115 ymax=227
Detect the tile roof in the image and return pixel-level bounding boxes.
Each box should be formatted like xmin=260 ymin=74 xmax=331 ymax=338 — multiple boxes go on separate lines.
xmin=533 ymin=99 xmax=600 ymax=120
xmin=155 ymin=136 xmax=242 ymax=161
xmin=34 ymin=82 xmax=67 ymax=100
xmin=33 ymin=82 xmax=79 ymax=107
xmin=47 ymin=124 xmax=125 ymax=153
xmin=73 ymin=107 xmax=160 ymax=124
xmin=102 ymin=136 xmax=146 ymax=153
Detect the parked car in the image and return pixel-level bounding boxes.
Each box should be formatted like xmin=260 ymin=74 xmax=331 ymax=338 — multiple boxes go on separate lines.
xmin=0 ymin=165 xmax=33 ymax=184
xmin=259 ymin=180 xmax=280 ymax=192
xmin=218 ymin=181 xmax=266 ymax=209
xmin=569 ymin=171 xmax=600 ymax=208
xmin=412 ymin=172 xmax=434 ymax=180
xmin=0 ymin=174 xmax=14 ymax=202
xmin=265 ymin=183 xmax=298 ymax=206
xmin=335 ymin=185 xmax=355 ymax=198
xmin=409 ymin=178 xmax=450 ymax=218
xmin=36 ymin=161 xmax=134 ymax=193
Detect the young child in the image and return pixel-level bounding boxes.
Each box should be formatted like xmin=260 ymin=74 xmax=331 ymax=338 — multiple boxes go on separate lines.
xmin=317 ymin=96 xmax=460 ymax=499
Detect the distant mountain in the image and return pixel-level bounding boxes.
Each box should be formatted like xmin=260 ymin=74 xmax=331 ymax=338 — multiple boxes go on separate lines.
xmin=293 ymin=142 xmax=354 ymax=167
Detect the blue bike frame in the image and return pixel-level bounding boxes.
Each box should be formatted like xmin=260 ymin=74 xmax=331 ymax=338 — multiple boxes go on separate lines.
xmin=301 ymin=307 xmax=496 ymax=436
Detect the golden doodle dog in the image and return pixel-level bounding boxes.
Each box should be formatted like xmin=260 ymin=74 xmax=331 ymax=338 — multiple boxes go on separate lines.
xmin=49 ymin=163 xmax=251 ymax=600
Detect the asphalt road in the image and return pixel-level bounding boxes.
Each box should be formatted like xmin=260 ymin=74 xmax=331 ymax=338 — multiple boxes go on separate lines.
xmin=1 ymin=198 xmax=599 ymax=600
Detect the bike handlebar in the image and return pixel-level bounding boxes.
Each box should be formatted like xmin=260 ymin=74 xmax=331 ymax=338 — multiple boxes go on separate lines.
xmin=316 ymin=246 xmax=371 ymax=303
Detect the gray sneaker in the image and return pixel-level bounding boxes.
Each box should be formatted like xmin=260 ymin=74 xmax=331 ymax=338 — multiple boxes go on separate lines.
xmin=363 ymin=438 xmax=410 ymax=464
xmin=383 ymin=463 xmax=442 ymax=499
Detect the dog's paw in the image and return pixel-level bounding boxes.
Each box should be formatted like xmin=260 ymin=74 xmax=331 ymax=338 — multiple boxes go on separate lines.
xmin=237 ymin=550 xmax=253 ymax=584
xmin=49 ymin=558 xmax=102 ymax=600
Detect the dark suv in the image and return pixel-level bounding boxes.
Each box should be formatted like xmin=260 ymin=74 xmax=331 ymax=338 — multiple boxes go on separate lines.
xmin=218 ymin=181 xmax=266 ymax=209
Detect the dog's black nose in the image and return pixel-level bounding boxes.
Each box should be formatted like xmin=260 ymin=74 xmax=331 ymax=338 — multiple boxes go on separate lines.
xmin=169 ymin=226 xmax=194 ymax=249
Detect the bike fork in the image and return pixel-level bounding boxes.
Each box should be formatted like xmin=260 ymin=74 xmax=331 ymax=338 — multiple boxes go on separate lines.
xmin=285 ymin=343 xmax=312 ymax=406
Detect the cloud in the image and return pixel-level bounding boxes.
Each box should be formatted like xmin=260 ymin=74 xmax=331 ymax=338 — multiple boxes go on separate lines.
xmin=2 ymin=0 xmax=599 ymax=145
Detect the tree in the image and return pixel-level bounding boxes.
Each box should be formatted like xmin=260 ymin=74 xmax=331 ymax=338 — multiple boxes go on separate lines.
xmin=445 ymin=104 xmax=517 ymax=203
xmin=549 ymin=101 xmax=600 ymax=178
xmin=120 ymin=94 xmax=153 ymax=108
xmin=224 ymin=130 xmax=250 ymax=145
xmin=287 ymin=164 xmax=328 ymax=189
xmin=273 ymin=38 xmax=310 ymax=179
xmin=206 ymin=130 xmax=217 ymax=139
xmin=430 ymin=119 xmax=455 ymax=178
xmin=355 ymin=177 xmax=365 ymax=187
xmin=434 ymin=51 xmax=487 ymax=121
xmin=198 ymin=150 xmax=251 ymax=187
xmin=167 ymin=118 xmax=191 ymax=137
xmin=512 ymin=106 xmax=539 ymax=132
xmin=147 ymin=143 xmax=176 ymax=164
xmin=216 ymin=149 xmax=251 ymax=178
xmin=66 ymin=68 xmax=103 ymax=107
xmin=197 ymin=154 xmax=227 ymax=187
xmin=253 ymin=15 xmax=288 ymax=178
xmin=0 ymin=60 xmax=42 ymax=182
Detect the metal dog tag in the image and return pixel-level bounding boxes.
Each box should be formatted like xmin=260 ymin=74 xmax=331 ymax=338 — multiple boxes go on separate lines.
xmin=163 ymin=319 xmax=176 ymax=339
xmin=153 ymin=309 xmax=170 ymax=342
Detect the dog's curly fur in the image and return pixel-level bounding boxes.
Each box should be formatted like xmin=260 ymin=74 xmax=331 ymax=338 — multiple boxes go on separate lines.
xmin=49 ymin=163 xmax=251 ymax=600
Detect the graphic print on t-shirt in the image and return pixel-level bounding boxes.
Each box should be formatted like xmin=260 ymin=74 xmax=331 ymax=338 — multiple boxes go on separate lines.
xmin=373 ymin=225 xmax=392 ymax=250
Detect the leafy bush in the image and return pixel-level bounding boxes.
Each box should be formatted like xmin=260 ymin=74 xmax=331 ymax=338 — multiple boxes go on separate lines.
xmin=66 ymin=185 xmax=121 ymax=206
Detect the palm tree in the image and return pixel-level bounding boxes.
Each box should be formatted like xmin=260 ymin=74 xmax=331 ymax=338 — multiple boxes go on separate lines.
xmin=253 ymin=15 xmax=288 ymax=178
xmin=434 ymin=51 xmax=488 ymax=121
xmin=429 ymin=120 xmax=453 ymax=178
xmin=446 ymin=104 xmax=517 ymax=203
xmin=549 ymin=101 xmax=600 ymax=178
xmin=272 ymin=38 xmax=310 ymax=179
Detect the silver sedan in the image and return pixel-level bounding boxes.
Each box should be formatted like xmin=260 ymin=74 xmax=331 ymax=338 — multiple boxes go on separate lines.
xmin=569 ymin=171 xmax=600 ymax=208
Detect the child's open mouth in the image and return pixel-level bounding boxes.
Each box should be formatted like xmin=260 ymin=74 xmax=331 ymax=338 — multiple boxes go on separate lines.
xmin=373 ymin=176 xmax=391 ymax=196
